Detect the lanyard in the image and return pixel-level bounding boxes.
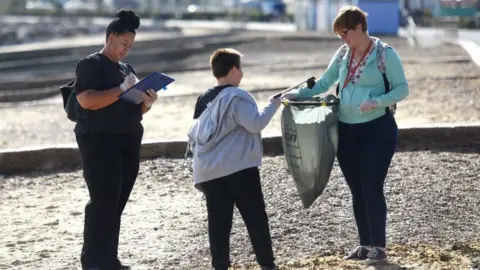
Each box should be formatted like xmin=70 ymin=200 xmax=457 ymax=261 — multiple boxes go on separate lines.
xmin=341 ymin=41 xmax=373 ymax=91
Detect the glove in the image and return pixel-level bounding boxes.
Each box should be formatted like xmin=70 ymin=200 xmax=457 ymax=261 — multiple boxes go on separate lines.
xmin=359 ymin=99 xmax=379 ymax=112
xmin=280 ymin=92 xmax=298 ymax=101
xmin=141 ymin=89 xmax=158 ymax=108
xmin=120 ymin=74 xmax=139 ymax=92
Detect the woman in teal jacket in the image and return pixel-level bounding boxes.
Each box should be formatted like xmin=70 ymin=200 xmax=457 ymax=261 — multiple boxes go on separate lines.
xmin=283 ymin=6 xmax=409 ymax=264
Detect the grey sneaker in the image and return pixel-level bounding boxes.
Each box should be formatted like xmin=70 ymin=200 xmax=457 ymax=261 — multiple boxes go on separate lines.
xmin=365 ymin=247 xmax=388 ymax=264
xmin=343 ymin=246 xmax=370 ymax=260
xmin=470 ymin=262 xmax=479 ymax=270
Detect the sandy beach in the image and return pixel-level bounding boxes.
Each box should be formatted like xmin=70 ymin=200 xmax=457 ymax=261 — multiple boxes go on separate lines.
xmin=0 ymin=34 xmax=479 ymax=270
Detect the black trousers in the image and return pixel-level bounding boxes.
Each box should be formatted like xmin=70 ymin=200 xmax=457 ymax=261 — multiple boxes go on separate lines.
xmin=337 ymin=114 xmax=398 ymax=248
xmin=199 ymin=167 xmax=275 ymax=269
xmin=75 ymin=129 xmax=143 ymax=270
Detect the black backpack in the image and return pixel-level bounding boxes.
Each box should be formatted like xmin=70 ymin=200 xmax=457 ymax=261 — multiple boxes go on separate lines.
xmin=60 ymin=79 xmax=79 ymax=122
xmin=60 ymin=61 xmax=135 ymax=122
xmin=192 ymin=84 xmax=233 ymax=119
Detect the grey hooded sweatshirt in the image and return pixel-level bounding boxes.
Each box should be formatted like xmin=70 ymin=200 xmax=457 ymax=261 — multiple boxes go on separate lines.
xmin=187 ymin=86 xmax=280 ymax=185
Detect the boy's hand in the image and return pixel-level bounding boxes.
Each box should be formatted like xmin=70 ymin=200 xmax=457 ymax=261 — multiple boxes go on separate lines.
xmin=269 ymin=95 xmax=282 ymax=107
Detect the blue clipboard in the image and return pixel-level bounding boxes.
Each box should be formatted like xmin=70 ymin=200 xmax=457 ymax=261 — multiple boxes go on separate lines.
xmin=119 ymin=72 xmax=175 ymax=104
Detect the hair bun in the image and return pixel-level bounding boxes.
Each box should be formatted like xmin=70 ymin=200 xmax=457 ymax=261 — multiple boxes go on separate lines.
xmin=115 ymin=9 xmax=140 ymax=30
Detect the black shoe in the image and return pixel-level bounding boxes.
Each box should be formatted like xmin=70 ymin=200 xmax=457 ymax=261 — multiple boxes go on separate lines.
xmin=470 ymin=262 xmax=479 ymax=270
xmin=343 ymin=246 xmax=369 ymax=260
xmin=114 ymin=259 xmax=131 ymax=270
xmin=365 ymin=247 xmax=388 ymax=264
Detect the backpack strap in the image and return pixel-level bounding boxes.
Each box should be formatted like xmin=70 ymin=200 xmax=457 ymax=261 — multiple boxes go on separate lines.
xmin=335 ymin=44 xmax=349 ymax=96
xmin=336 ymin=44 xmax=349 ymax=69
xmin=376 ymin=41 xmax=396 ymax=115
xmin=376 ymin=40 xmax=388 ymax=74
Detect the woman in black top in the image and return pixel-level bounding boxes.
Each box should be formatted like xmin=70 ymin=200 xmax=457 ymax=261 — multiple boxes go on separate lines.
xmin=74 ymin=9 xmax=157 ymax=270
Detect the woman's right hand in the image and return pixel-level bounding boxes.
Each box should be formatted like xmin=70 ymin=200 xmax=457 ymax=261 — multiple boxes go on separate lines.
xmin=120 ymin=74 xmax=139 ymax=92
xmin=281 ymin=92 xmax=298 ymax=101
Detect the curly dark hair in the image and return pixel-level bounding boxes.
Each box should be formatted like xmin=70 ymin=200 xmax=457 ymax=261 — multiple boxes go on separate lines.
xmin=105 ymin=9 xmax=140 ymax=40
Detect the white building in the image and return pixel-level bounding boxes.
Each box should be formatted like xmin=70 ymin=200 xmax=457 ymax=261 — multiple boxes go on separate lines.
xmin=401 ymin=0 xmax=442 ymax=16
xmin=295 ymin=0 xmax=358 ymax=31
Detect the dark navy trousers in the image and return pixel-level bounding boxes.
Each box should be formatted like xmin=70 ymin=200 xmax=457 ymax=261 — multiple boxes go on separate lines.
xmin=337 ymin=113 xmax=398 ymax=248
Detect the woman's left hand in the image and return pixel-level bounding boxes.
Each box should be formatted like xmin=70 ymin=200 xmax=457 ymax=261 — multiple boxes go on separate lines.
xmin=141 ymin=89 xmax=158 ymax=108
xmin=359 ymin=99 xmax=378 ymax=112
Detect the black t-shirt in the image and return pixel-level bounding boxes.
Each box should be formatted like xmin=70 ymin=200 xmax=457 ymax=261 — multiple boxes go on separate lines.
xmin=193 ymin=84 xmax=233 ymax=119
xmin=74 ymin=53 xmax=143 ymax=134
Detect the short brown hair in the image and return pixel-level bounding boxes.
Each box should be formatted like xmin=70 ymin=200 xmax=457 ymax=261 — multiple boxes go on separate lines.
xmin=333 ymin=6 xmax=368 ymax=35
xmin=209 ymin=48 xmax=242 ymax=78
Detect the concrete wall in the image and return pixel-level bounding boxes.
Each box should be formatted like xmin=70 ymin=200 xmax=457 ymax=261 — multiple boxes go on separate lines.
xmin=1 ymin=125 xmax=479 ymax=175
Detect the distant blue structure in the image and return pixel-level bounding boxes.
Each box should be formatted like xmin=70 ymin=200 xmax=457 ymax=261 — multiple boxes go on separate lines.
xmin=307 ymin=0 xmax=317 ymax=30
xmin=294 ymin=0 xmax=401 ymax=36
xmin=358 ymin=0 xmax=400 ymax=35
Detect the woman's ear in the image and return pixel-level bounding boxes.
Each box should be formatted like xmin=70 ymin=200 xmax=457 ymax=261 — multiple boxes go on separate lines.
xmin=106 ymin=33 xmax=114 ymax=45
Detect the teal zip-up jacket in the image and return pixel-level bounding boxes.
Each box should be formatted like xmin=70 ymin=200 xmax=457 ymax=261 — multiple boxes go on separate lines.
xmin=293 ymin=38 xmax=409 ymax=124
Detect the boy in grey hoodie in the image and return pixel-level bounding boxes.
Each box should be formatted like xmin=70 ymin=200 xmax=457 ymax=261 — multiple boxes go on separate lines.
xmin=187 ymin=48 xmax=281 ymax=270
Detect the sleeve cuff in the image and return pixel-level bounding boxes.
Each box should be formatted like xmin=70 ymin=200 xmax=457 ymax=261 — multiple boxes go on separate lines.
xmin=373 ymin=97 xmax=383 ymax=107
